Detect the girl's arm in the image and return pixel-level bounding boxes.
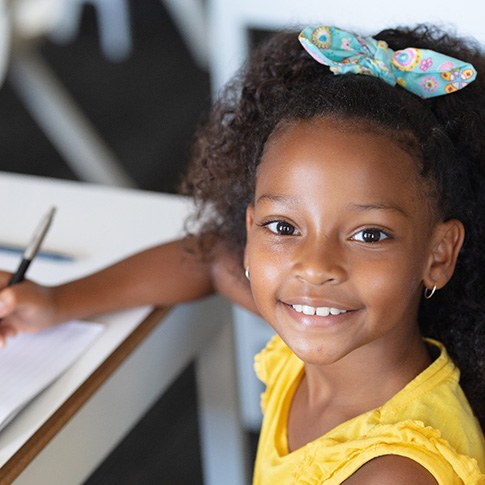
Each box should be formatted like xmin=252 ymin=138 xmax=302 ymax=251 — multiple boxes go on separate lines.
xmin=0 ymin=237 xmax=257 ymax=344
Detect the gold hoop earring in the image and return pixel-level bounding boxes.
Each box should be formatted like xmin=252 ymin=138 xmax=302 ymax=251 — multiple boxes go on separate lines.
xmin=245 ymin=267 xmax=250 ymax=280
xmin=424 ymin=283 xmax=437 ymax=300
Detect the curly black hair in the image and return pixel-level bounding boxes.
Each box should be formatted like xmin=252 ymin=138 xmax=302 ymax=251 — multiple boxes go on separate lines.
xmin=183 ymin=25 xmax=485 ymax=427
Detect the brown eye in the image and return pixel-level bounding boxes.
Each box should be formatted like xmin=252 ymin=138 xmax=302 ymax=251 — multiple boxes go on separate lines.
xmin=267 ymin=221 xmax=296 ymax=235
xmin=353 ymin=228 xmax=390 ymax=243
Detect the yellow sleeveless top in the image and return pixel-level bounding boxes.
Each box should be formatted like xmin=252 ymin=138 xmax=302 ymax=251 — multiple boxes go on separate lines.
xmin=253 ymin=335 xmax=485 ymax=484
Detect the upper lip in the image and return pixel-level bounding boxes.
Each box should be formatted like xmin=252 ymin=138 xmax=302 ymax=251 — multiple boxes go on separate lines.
xmin=283 ymin=297 xmax=356 ymax=312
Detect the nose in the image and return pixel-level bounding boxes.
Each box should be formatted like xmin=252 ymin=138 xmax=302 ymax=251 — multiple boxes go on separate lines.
xmin=292 ymin=235 xmax=347 ymax=285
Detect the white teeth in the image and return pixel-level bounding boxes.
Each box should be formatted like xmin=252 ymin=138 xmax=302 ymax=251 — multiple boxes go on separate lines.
xmin=316 ymin=307 xmax=330 ymax=317
xmin=302 ymin=305 xmax=315 ymax=315
xmin=292 ymin=304 xmax=347 ymax=316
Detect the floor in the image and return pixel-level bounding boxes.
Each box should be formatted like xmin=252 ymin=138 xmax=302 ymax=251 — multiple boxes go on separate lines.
xmin=0 ymin=1 xmax=256 ymax=483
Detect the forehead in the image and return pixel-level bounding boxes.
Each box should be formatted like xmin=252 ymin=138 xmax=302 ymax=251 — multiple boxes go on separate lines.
xmin=262 ymin=117 xmax=418 ymax=167
xmin=257 ymin=117 xmax=423 ymax=204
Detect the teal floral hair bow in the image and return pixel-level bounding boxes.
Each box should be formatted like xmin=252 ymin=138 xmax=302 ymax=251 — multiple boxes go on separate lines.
xmin=298 ymin=26 xmax=477 ymax=98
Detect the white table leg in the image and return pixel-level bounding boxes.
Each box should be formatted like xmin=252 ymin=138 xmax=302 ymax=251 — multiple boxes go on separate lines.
xmin=196 ymin=320 xmax=250 ymax=484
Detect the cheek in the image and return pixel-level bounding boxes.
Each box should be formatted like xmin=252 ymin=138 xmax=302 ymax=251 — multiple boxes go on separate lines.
xmin=248 ymin=252 xmax=280 ymax=293
xmin=246 ymin=270 xmax=278 ymax=321
xmin=246 ymin=231 xmax=280 ymax=272
xmin=245 ymin=238 xmax=288 ymax=301
xmin=355 ymin=256 xmax=423 ymax=308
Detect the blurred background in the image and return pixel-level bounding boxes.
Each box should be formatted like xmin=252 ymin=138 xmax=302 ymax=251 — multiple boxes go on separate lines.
xmin=1 ymin=1 xmax=211 ymax=483
xmin=0 ymin=0 xmax=211 ymax=194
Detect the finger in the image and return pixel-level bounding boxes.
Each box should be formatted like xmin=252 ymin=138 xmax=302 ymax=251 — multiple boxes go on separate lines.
xmin=0 ymin=321 xmax=18 ymax=341
xmin=0 ymin=271 xmax=12 ymax=289
xmin=0 ymin=287 xmax=16 ymax=318
xmin=0 ymin=325 xmax=10 ymax=349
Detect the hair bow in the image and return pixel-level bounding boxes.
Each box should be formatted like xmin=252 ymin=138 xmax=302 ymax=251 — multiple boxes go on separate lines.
xmin=298 ymin=26 xmax=477 ymax=98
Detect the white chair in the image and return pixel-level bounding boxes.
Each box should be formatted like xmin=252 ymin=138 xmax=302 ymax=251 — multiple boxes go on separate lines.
xmin=50 ymin=0 xmax=210 ymax=68
xmin=4 ymin=0 xmax=212 ymax=188
xmin=50 ymin=0 xmax=209 ymax=68
xmin=50 ymin=0 xmax=132 ymax=62
xmin=162 ymin=0 xmax=209 ymax=70
xmin=207 ymin=0 xmax=485 ymax=434
xmin=7 ymin=0 xmax=136 ymax=187
xmin=0 ymin=0 xmax=10 ymax=86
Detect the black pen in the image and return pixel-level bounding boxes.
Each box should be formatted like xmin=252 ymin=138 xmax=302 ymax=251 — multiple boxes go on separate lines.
xmin=8 ymin=207 xmax=56 ymax=286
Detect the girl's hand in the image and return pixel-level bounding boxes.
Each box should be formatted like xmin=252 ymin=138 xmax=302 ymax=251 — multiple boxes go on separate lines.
xmin=0 ymin=272 xmax=59 ymax=347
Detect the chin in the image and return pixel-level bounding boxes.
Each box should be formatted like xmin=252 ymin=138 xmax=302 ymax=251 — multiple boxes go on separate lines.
xmin=289 ymin=341 xmax=348 ymax=366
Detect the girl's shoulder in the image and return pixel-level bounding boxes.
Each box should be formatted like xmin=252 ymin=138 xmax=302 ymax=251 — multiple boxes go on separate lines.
xmin=313 ymin=418 xmax=485 ymax=484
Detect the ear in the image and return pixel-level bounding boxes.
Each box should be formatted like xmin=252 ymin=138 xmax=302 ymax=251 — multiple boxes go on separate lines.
xmin=423 ymin=219 xmax=465 ymax=291
xmin=244 ymin=204 xmax=255 ymax=269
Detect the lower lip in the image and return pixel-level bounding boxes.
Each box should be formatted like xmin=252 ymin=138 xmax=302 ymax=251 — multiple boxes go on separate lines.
xmin=284 ymin=303 xmax=357 ymax=328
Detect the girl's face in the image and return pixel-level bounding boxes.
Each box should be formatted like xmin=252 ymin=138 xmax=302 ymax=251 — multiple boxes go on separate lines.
xmin=245 ymin=117 xmax=457 ymax=366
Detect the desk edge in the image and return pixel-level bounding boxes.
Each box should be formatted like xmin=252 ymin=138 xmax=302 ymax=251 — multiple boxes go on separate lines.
xmin=0 ymin=306 xmax=172 ymax=482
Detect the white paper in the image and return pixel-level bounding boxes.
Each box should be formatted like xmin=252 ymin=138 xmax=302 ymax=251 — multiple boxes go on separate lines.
xmin=0 ymin=321 xmax=104 ymax=432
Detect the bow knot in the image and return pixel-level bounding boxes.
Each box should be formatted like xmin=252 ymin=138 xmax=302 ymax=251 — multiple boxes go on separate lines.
xmin=299 ymin=26 xmax=477 ymax=98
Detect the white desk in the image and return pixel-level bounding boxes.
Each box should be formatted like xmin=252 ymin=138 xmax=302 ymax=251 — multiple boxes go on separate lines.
xmin=0 ymin=173 xmax=249 ymax=484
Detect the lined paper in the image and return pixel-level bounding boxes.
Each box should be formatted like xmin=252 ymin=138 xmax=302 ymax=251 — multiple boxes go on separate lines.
xmin=0 ymin=321 xmax=104 ymax=431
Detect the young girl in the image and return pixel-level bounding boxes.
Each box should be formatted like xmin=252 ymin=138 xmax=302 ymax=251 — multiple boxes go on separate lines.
xmin=1 ymin=24 xmax=484 ymax=483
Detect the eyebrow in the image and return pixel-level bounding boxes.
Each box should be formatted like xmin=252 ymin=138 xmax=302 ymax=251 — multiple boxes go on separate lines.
xmin=349 ymin=203 xmax=409 ymax=217
xmin=256 ymin=193 xmax=297 ymax=205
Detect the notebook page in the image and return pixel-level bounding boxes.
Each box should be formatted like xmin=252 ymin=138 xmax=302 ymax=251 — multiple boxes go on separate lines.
xmin=0 ymin=321 xmax=104 ymax=432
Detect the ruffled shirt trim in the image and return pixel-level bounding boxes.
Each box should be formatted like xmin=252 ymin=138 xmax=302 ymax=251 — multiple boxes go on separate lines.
xmin=306 ymin=420 xmax=484 ymax=485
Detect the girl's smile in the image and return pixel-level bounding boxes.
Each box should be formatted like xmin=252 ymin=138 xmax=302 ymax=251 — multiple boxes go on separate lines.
xmin=285 ymin=302 xmax=357 ymax=325
xmin=282 ymin=296 xmax=361 ymax=330
xmin=245 ymin=117 xmax=447 ymax=369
